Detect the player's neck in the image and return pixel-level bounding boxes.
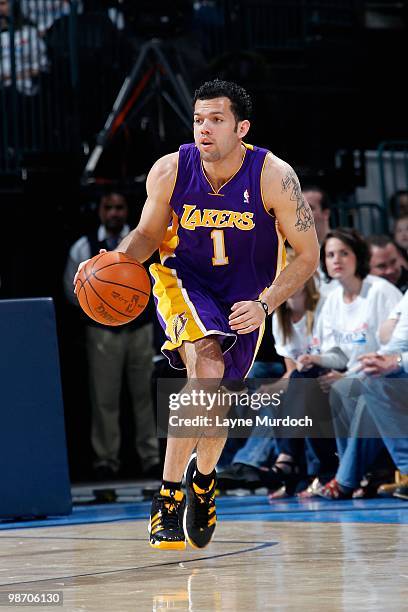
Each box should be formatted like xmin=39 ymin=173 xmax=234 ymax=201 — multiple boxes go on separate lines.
xmin=202 ymin=144 xmax=245 ymax=191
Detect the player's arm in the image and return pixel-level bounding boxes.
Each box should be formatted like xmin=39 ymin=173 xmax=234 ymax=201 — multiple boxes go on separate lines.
xmin=230 ymin=156 xmax=319 ymax=333
xmin=116 ymin=153 xmax=178 ymax=261
xmin=261 ymin=157 xmax=320 ymax=311
xmin=73 ymin=153 xmax=177 ymax=288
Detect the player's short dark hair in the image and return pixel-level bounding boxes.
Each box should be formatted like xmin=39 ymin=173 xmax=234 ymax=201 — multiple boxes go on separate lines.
xmin=302 ymin=185 xmax=330 ymax=211
xmin=320 ymin=227 xmax=370 ymax=281
xmin=193 ymin=79 xmax=252 ymax=123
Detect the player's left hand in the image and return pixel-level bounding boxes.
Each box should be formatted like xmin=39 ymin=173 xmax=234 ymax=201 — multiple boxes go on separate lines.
xmin=229 ymin=301 xmax=266 ymax=334
xmin=317 ymin=370 xmax=344 ymax=393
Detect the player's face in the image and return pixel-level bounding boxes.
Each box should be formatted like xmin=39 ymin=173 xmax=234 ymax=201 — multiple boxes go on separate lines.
xmin=193 ymin=97 xmax=250 ymax=162
xmin=370 ymin=244 xmax=402 ymax=285
xmin=325 ymin=238 xmax=357 ymax=281
xmin=99 ymin=194 xmax=128 ymax=233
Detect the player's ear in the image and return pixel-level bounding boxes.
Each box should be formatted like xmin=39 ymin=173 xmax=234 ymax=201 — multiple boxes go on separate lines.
xmin=238 ymin=119 xmax=250 ymax=139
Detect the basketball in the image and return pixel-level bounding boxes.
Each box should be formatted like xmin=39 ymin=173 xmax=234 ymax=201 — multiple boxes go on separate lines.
xmin=75 ymin=251 xmax=151 ymax=326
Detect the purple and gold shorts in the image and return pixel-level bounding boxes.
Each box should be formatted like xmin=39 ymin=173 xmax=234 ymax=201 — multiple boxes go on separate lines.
xmin=150 ymin=263 xmax=264 ymax=379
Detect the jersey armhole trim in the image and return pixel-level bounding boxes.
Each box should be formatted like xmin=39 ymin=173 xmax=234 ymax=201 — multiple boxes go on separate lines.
xmin=260 ymin=152 xmax=276 ymax=218
xmin=167 ymin=151 xmax=180 ymax=207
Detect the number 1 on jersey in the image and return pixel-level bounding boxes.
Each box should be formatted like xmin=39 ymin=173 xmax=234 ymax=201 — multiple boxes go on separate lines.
xmin=211 ymin=229 xmax=229 ymax=266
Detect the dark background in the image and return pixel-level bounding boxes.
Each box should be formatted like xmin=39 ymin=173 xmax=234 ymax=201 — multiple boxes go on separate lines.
xmin=0 ymin=0 xmax=406 ymax=480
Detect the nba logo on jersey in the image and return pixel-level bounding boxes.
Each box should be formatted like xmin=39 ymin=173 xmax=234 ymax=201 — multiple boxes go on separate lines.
xmin=243 ymin=189 xmax=250 ymax=205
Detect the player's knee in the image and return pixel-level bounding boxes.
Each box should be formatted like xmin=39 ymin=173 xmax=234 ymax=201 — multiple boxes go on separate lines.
xmin=195 ymin=359 xmax=225 ymax=381
xmin=185 ymin=337 xmax=225 ymax=380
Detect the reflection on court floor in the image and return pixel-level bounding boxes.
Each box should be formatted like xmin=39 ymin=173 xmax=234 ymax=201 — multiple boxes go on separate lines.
xmin=0 ymin=496 xmax=407 ymax=610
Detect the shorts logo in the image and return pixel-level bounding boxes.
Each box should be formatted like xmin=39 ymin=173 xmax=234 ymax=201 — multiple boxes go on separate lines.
xmin=173 ymin=312 xmax=188 ymax=342
xmin=243 ymin=189 xmax=250 ymax=205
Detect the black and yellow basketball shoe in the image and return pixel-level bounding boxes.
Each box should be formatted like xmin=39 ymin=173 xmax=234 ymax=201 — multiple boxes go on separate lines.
xmin=148 ymin=488 xmax=186 ymax=550
xmin=183 ymin=455 xmax=217 ymax=549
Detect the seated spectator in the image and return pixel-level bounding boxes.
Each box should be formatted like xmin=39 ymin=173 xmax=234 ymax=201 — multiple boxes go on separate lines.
xmin=318 ymin=291 xmax=408 ymax=500
xmin=368 ymin=235 xmax=408 ymax=293
xmin=263 ymin=228 xmax=402 ymax=496
xmin=359 ymin=291 xmax=408 ymax=500
xmin=394 ymin=215 xmax=408 ymax=265
xmin=0 ymin=0 xmax=48 ymax=96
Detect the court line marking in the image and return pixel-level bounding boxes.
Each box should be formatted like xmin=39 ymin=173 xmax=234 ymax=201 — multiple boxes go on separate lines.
xmin=0 ymin=536 xmax=271 ymax=544
xmin=0 ymin=542 xmax=277 ymax=588
xmin=220 ymin=506 xmax=408 ymax=515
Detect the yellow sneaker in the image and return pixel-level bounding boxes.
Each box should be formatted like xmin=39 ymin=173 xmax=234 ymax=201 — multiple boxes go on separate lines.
xmin=183 ymin=454 xmax=217 ymax=549
xmin=148 ymin=488 xmax=186 ymax=550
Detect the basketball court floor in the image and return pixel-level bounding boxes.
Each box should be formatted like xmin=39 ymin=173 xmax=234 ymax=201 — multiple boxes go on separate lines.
xmin=0 ymin=485 xmax=407 ymax=611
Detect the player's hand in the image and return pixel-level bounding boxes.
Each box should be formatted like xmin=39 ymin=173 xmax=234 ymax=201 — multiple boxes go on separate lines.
xmin=229 ymin=300 xmax=266 ymax=334
xmin=317 ymin=370 xmax=344 ymax=393
xmin=358 ymin=353 xmax=401 ymax=376
xmin=73 ymin=249 xmax=106 ymax=294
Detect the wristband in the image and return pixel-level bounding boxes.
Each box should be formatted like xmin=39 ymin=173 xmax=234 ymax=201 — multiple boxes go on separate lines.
xmin=254 ymin=299 xmax=269 ymax=318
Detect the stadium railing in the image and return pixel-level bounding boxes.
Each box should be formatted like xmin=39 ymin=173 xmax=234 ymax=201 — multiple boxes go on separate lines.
xmin=330 ymin=200 xmax=386 ymax=236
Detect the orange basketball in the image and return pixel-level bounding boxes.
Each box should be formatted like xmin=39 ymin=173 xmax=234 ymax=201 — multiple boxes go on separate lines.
xmin=75 ymin=251 xmax=151 ymax=326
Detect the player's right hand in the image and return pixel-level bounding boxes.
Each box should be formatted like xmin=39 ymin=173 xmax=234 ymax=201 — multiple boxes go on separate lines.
xmin=73 ymin=249 xmax=106 ymax=294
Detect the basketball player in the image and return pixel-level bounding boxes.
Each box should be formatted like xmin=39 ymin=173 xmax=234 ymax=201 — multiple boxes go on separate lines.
xmin=74 ymin=79 xmax=319 ymax=550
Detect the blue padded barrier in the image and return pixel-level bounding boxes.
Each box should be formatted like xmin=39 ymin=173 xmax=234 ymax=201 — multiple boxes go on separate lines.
xmin=0 ymin=298 xmax=72 ymax=519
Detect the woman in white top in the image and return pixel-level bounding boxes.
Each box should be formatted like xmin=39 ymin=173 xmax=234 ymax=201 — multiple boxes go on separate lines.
xmin=298 ymin=228 xmax=402 ymax=384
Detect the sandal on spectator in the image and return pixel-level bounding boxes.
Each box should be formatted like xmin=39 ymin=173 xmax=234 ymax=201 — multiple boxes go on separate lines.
xmin=297 ymin=477 xmax=324 ymax=499
xmin=316 ymin=479 xmax=353 ymax=500
xmin=259 ymin=459 xmax=301 ymax=496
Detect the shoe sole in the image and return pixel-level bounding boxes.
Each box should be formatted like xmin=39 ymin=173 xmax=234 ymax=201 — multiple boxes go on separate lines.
xmin=183 ymin=453 xmax=215 ymax=550
xmin=149 ymin=540 xmax=186 ymax=551
xmin=148 ymin=521 xmax=186 ymax=551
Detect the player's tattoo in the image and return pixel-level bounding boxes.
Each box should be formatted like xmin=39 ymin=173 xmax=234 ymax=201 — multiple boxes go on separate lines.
xmin=281 ymin=171 xmax=314 ymax=232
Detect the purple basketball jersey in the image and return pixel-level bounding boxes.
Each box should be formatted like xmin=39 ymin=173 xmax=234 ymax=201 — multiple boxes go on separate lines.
xmin=160 ymin=143 xmax=284 ymax=305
